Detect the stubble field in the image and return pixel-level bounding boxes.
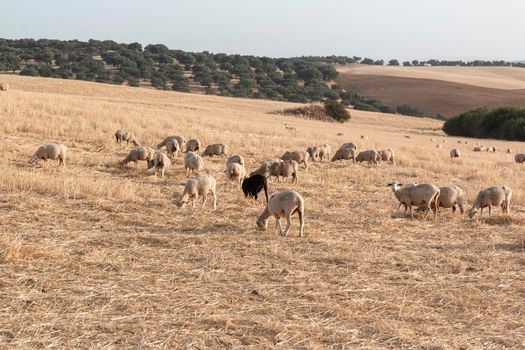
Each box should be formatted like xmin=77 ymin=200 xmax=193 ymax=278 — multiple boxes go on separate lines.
xmin=0 ymin=75 xmax=524 ymax=349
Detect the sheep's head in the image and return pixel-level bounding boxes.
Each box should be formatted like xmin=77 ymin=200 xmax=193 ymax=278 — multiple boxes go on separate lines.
xmin=468 ymin=208 xmax=477 ymax=219
xmin=256 ymin=210 xmax=269 ymax=231
xmin=147 ymin=159 xmax=155 ymax=169
xmin=387 ymin=181 xmax=401 ymax=192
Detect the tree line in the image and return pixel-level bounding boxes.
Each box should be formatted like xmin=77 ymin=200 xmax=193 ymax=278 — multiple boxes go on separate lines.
xmin=0 ymin=38 xmax=427 ymax=117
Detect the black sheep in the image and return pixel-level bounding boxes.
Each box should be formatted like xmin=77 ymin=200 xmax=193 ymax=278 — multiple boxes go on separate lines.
xmin=241 ymin=174 xmax=269 ymax=203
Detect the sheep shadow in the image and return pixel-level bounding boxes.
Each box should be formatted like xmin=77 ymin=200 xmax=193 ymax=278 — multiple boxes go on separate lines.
xmin=494 ymin=242 xmax=525 ymax=252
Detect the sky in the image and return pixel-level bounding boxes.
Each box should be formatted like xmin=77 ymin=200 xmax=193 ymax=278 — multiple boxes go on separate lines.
xmin=2 ymin=0 xmax=525 ymax=61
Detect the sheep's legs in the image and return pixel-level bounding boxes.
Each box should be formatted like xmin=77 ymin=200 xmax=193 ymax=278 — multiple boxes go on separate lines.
xmin=191 ymin=197 xmax=196 ymax=208
xmin=202 ymin=194 xmax=208 ymax=207
xmin=275 ymin=218 xmax=283 ymax=235
xmin=409 ymin=205 xmax=414 ymax=220
xmin=488 ymin=205 xmax=492 ymax=217
xmin=212 ymin=190 xmax=217 ymax=210
xmin=282 ymin=215 xmax=292 ymax=236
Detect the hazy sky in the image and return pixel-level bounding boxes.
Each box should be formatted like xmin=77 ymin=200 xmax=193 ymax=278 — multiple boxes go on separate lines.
xmin=2 ymin=0 xmax=525 ymax=61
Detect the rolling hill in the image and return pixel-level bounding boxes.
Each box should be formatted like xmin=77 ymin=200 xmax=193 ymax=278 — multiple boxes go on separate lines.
xmin=336 ymin=64 xmax=525 ymax=118
xmin=1 ymin=74 xmax=524 ymax=348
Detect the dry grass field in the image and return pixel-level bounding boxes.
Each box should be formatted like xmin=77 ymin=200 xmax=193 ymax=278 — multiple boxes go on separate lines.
xmin=1 ymin=74 xmax=525 ymax=349
xmin=336 ymin=65 xmax=525 ymax=118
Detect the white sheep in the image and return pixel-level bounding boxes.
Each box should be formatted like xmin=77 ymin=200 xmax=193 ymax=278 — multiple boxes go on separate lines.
xmin=388 ymin=181 xmax=440 ymax=220
xmin=186 ymin=138 xmax=201 ymax=153
xmin=249 ymin=159 xmax=280 ymax=178
xmin=331 ymin=148 xmax=355 ymax=162
xmin=226 ymin=155 xmax=245 ymax=167
xmin=120 ymin=146 xmax=155 ymax=167
xmin=115 ymin=129 xmax=139 ymax=146
xmin=378 ymin=149 xmax=395 ymax=164
xmin=147 ymin=152 xmax=171 ymax=178
xmin=184 ymin=151 xmax=204 ymax=176
xmin=307 ymin=144 xmax=331 ymax=162
xmin=178 ymin=174 xmax=217 ymax=210
xmin=28 ymin=143 xmax=68 ymax=166
xmin=281 ymin=150 xmax=309 ymax=170
xmin=269 ymin=159 xmax=298 ymax=183
xmin=506 ymin=148 xmax=512 ymax=154
xmin=436 ymin=144 xmax=443 ymax=149
xmin=450 ymin=148 xmax=460 ymax=158
xmin=157 ymin=136 xmax=186 ymax=150
xmin=202 ymin=143 xmax=229 ymax=157
xmin=225 ymin=162 xmax=246 ymax=187
xmin=435 ymin=186 xmax=466 ymax=214
xmin=340 ymin=142 xmax=357 ymax=151
xmin=256 ymin=190 xmax=305 ymax=237
xmin=166 ymin=139 xmax=180 ymax=159
xmin=468 ymin=186 xmax=512 ymax=219
xmin=473 ymin=146 xmax=485 ymax=152
xmin=355 ymin=150 xmax=380 ymax=164
xmin=0 ymin=82 xmax=9 ymax=92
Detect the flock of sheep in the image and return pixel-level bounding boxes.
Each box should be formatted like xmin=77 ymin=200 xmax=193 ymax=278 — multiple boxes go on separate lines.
xmin=24 ymin=122 xmax=522 ymax=237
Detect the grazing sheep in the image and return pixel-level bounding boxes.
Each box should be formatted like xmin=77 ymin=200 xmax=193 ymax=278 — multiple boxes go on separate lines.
xmin=468 ymin=186 xmax=512 ymax=219
xmin=226 ymin=155 xmax=245 ymax=167
xmin=361 ymin=135 xmax=368 ymax=140
xmin=450 ymin=148 xmax=460 ymax=158
xmin=436 ymin=144 xmax=443 ymax=149
xmin=120 ymin=146 xmax=155 ymax=167
xmin=515 ymin=153 xmax=525 ymax=163
xmin=487 ymin=146 xmax=496 ymax=152
xmin=256 ymin=190 xmax=304 ymax=237
xmin=270 ymin=159 xmax=298 ymax=183
xmin=331 ymin=148 xmax=355 ymax=162
xmin=506 ymin=148 xmax=512 ymax=154
xmin=435 ymin=186 xmax=466 ymax=214
xmin=241 ymin=174 xmax=269 ymax=203
xmin=307 ymin=144 xmax=331 ymax=162
xmin=285 ymin=123 xmax=296 ymax=131
xmin=337 ymin=132 xmax=344 ymax=136
xmin=457 ymin=140 xmax=462 ymax=144
xmin=28 ymin=143 xmax=68 ymax=166
xmin=185 ymin=138 xmax=201 ymax=153
xmin=340 ymin=142 xmax=357 ymax=151
xmin=147 ymin=152 xmax=171 ymax=178
xmin=202 ymin=143 xmax=229 ymax=157
xmin=0 ymin=82 xmax=8 ymax=92
xmin=225 ymin=162 xmax=246 ymax=187
xmin=249 ymin=159 xmax=281 ymax=177
xmin=473 ymin=146 xmax=485 ymax=152
xmin=430 ymin=138 xmax=435 ymax=142
xmin=157 ymin=136 xmax=186 ymax=151
xmin=378 ymin=149 xmax=395 ymax=164
xmin=404 ymin=135 xmax=411 ymax=139
xmin=355 ymin=150 xmax=380 ymax=165
xmin=166 ymin=139 xmax=180 ymax=159
xmin=178 ymin=174 xmax=217 ymax=209
xmin=115 ymin=129 xmax=139 ymax=146
xmin=281 ymin=150 xmax=309 ymax=170
xmin=388 ymin=181 xmax=440 ymax=220
xmin=184 ymin=151 xmax=204 ymax=176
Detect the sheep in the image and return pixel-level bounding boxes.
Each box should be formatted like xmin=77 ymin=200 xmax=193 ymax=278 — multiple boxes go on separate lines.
xmin=285 ymin=123 xmax=296 ymax=131
xmin=435 ymin=186 xmax=466 ymax=214
xmin=178 ymin=174 xmax=217 ymax=210
xmin=269 ymin=159 xmax=298 ymax=183
xmin=336 ymin=132 xmax=344 ymax=136
xmin=515 ymin=153 xmax=525 ymax=163
xmin=340 ymin=142 xmax=357 ymax=151
xmin=241 ymin=174 xmax=269 ymax=203
xmin=355 ymin=150 xmax=380 ymax=165
xmin=506 ymin=148 xmax=512 ymax=154
xmin=307 ymin=144 xmax=331 ymax=162
xmin=331 ymin=148 xmax=355 ymax=162
xmin=281 ymin=150 xmax=309 ymax=170
xmin=0 ymin=82 xmax=9 ymax=92
xmin=468 ymin=186 xmax=512 ymax=219
xmin=115 ymin=129 xmax=139 ymax=146
xmin=147 ymin=152 xmax=171 ymax=178
xmin=430 ymin=138 xmax=435 ymax=142
xmin=436 ymin=144 xmax=443 ymax=149
xmin=361 ymin=135 xmax=368 ymax=140
xmin=225 ymin=162 xmax=246 ymax=187
xmin=185 ymin=138 xmax=201 ymax=153
xmin=226 ymin=155 xmax=245 ymax=167
xmin=404 ymin=135 xmax=411 ymax=139
xmin=157 ymin=136 xmax=186 ymax=151
xmin=166 ymin=139 xmax=180 ymax=159
xmin=473 ymin=146 xmax=485 ymax=152
xmin=184 ymin=151 xmax=204 ymax=176
xmin=489 ymin=146 xmax=496 ymax=152
xmin=120 ymin=146 xmax=155 ymax=167
xmin=378 ymin=149 xmax=395 ymax=164
xmin=202 ymin=143 xmax=229 ymax=157
xmin=256 ymin=190 xmax=304 ymax=237
xmin=28 ymin=143 xmax=68 ymax=166
xmin=457 ymin=140 xmax=462 ymax=144
xmin=388 ymin=181 xmax=440 ymax=220
xmin=249 ymin=159 xmax=281 ymax=178
xmin=450 ymin=148 xmax=460 ymax=158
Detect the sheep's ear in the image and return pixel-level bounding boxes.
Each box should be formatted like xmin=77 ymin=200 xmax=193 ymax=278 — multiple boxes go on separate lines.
xmin=387 ymin=183 xmax=392 ymax=187
xmin=398 ymin=183 xmax=403 ymax=186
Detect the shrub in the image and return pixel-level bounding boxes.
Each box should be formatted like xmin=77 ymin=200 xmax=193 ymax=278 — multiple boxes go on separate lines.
xmin=396 ymin=104 xmax=423 ymax=117
xmin=324 ymin=101 xmax=351 ymax=122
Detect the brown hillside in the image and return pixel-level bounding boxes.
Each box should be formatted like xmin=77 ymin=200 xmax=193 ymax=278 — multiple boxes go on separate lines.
xmin=336 ymin=73 xmax=525 ymax=118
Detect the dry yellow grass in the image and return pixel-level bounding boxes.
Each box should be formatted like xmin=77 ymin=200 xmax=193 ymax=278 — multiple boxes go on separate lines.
xmin=338 ymin=64 xmax=525 ymax=90
xmin=1 ymin=74 xmax=525 ymax=349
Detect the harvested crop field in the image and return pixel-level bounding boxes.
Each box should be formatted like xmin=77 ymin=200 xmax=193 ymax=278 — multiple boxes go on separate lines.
xmin=0 ymin=74 xmax=525 ymax=348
